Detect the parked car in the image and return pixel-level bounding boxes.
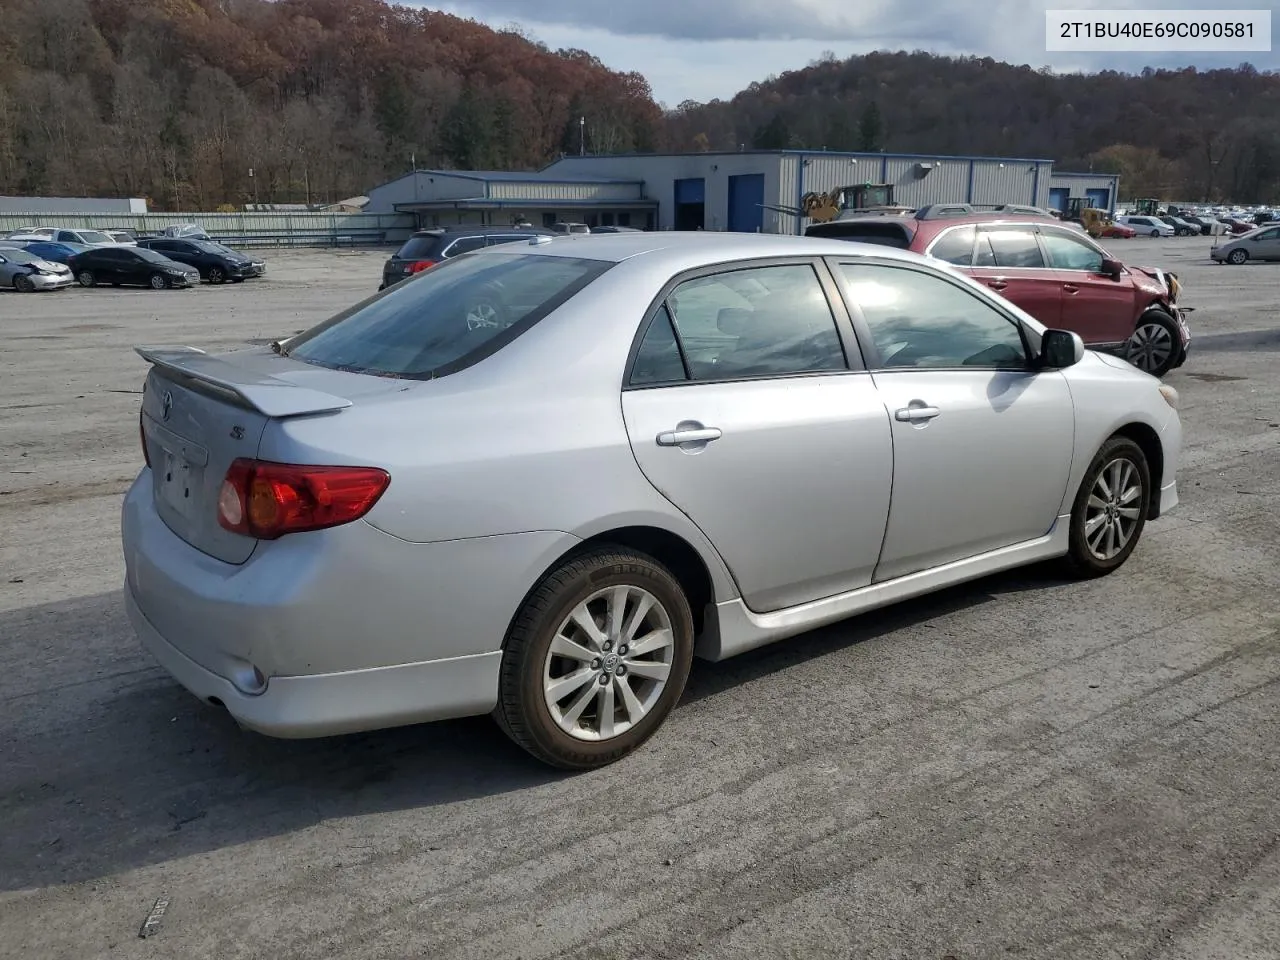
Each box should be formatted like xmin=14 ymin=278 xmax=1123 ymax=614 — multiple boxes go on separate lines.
xmin=1100 ymin=222 xmax=1136 ymax=239
xmin=70 ymin=246 xmax=201 ymax=289
xmin=6 ymin=225 xmax=56 ymax=240
xmin=378 ymin=226 xmax=555 ymax=290
xmin=10 ymin=227 xmax=120 ymax=247
xmin=139 ymin=237 xmax=266 ymax=283
xmin=102 ymin=229 xmax=139 ymax=246
xmin=161 ymin=223 xmax=212 ymax=240
xmin=1116 ymin=216 xmax=1175 ymax=237
xmin=806 ymin=210 xmax=1190 ymax=377
xmin=1221 ymin=217 xmax=1255 ymax=235
xmin=122 ymin=232 xmax=1182 ymax=769
xmin=1210 ymin=225 xmax=1280 ymax=264
xmin=14 ymin=240 xmax=92 ymax=264
xmin=1158 ymin=216 xmax=1198 ymax=237
xmin=550 ymin=222 xmax=591 ymax=235
xmin=0 ymin=247 xmax=73 ymax=291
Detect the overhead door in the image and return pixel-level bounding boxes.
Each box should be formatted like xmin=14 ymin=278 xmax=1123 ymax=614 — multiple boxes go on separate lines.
xmin=727 ymin=174 xmax=765 ymax=233
xmin=1086 ymin=187 xmax=1111 ymax=212
xmin=1048 ymin=187 xmax=1070 ymax=213
xmin=674 ymin=178 xmax=706 ymax=231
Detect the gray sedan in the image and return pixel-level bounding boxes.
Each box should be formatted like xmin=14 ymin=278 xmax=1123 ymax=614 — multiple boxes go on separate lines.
xmin=1211 ymin=225 xmax=1280 ymax=264
xmin=122 ymin=233 xmax=1182 ymax=769
xmin=0 ymin=247 xmax=73 ymax=291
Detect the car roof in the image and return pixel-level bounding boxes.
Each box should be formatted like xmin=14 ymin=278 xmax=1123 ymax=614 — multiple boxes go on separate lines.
xmin=478 ymin=230 xmax=944 ymax=272
xmin=409 ymin=226 xmax=554 ymax=238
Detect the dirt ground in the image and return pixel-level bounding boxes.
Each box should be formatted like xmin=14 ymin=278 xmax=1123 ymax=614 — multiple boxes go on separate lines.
xmin=1 ymin=238 xmax=1278 ymax=959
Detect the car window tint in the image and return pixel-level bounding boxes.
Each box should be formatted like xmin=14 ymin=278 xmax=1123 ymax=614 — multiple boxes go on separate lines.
xmin=396 ymin=236 xmax=441 ymax=259
xmin=666 ymin=264 xmax=846 ymax=381
xmin=1257 ymin=228 xmax=1279 ymax=240
xmin=976 ymin=228 xmax=1045 ymax=268
xmin=286 ymin=253 xmax=610 ymax=379
xmin=446 ymin=237 xmax=485 ymax=256
xmin=840 ymin=263 xmax=1027 ymax=370
xmin=486 ymin=235 xmax=530 ymax=247
xmin=56 ymin=232 xmax=77 ymax=242
xmin=928 ymin=225 xmax=976 ymax=265
xmin=630 ymin=305 xmax=688 ymax=385
xmin=1041 ymin=231 xmax=1105 ymax=272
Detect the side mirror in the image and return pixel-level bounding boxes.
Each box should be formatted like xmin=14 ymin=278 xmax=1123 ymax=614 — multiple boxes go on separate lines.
xmin=1100 ymin=257 xmax=1123 ymax=278
xmin=1039 ymin=329 xmax=1084 ymax=369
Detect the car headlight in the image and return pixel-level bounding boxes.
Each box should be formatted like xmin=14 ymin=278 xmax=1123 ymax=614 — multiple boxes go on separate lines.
xmin=1158 ymin=384 xmax=1179 ymax=409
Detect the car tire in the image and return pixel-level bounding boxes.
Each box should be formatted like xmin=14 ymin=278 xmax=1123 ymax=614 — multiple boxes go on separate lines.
xmin=77 ymin=270 xmax=96 ymax=287
xmin=1125 ymin=309 xmax=1180 ymax=378
xmin=1062 ymin=436 xmax=1151 ymax=579
xmin=494 ymin=547 xmax=695 ymax=770
xmin=1149 ymin=229 xmax=1160 ymax=237
xmin=208 ymin=266 xmax=225 ymax=284
xmin=148 ymin=272 xmax=169 ymax=290
xmin=1228 ymin=249 xmax=1248 ymax=265
xmin=13 ymin=274 xmax=34 ymax=293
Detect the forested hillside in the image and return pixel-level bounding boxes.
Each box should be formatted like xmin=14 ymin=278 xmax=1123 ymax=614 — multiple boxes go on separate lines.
xmin=665 ymin=51 xmax=1280 ymax=203
xmin=0 ymin=0 xmax=660 ymax=208
xmin=2 ymin=2 xmax=1279 ymax=208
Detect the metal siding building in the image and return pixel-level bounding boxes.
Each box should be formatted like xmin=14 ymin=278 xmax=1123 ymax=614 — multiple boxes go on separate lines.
xmin=1048 ymin=172 xmax=1122 ymax=215
xmin=0 ymin=195 xmax=147 ymax=214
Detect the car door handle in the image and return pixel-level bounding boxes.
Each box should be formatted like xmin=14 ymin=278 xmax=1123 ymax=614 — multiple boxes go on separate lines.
xmin=656 ymin=426 xmax=722 ymax=446
xmin=1062 ymin=283 xmax=1079 ymax=293
xmin=895 ymin=406 xmax=941 ymax=423
xmin=986 ymin=279 xmax=1007 ymax=290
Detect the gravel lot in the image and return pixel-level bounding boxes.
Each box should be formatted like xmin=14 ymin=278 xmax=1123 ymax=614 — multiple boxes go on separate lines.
xmin=1 ymin=238 xmax=1278 ymax=959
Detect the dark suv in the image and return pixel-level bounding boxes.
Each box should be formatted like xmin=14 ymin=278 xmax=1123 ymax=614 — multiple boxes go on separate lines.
xmin=379 ymin=227 xmax=555 ymax=290
xmin=807 ymin=205 xmax=1190 ymax=377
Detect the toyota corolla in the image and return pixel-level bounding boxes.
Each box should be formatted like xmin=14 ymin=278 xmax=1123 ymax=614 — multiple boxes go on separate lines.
xmin=122 ymin=232 xmax=1181 ymax=769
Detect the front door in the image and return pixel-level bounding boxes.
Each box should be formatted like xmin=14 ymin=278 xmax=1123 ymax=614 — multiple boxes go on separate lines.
xmin=831 ymin=259 xmax=1076 ymax=582
xmin=621 ymin=261 xmax=894 ymax=612
xmin=1038 ymin=226 xmax=1136 ymax=346
xmin=1249 ymin=227 xmax=1280 ymax=260
xmin=968 ymin=224 xmax=1063 ymax=328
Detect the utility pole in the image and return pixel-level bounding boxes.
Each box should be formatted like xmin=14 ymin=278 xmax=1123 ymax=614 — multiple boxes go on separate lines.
xmin=579 ymin=117 xmax=585 ymax=156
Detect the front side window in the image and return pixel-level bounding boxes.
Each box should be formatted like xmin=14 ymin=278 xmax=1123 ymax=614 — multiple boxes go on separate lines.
xmin=1040 ymin=230 xmax=1105 ymax=272
xmin=664 ymin=264 xmax=847 ymax=381
xmin=286 ymin=253 xmax=610 ymax=379
xmin=839 ymin=263 xmax=1027 ymax=369
xmin=975 ymin=227 xmax=1045 ymax=268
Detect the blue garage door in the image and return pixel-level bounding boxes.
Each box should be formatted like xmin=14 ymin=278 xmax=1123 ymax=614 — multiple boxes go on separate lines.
xmin=1049 ymin=187 xmax=1069 ymax=213
xmin=727 ymin=174 xmax=765 ymax=233
xmin=674 ymin=178 xmax=705 ymax=204
xmin=1086 ymin=187 xmax=1111 ymax=212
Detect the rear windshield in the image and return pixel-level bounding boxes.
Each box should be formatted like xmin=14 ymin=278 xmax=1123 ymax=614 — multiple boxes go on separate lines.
xmin=396 ymin=235 xmax=444 ymax=259
xmin=805 ymin=221 xmax=914 ymax=248
xmin=286 ymin=252 xmax=612 ymax=379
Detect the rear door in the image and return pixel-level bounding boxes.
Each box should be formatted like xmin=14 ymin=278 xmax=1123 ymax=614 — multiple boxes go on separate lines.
xmin=1039 ymin=226 xmax=1135 ymax=346
xmin=621 ymin=259 xmax=894 ymax=613
xmin=969 ymin=224 xmax=1063 ymax=327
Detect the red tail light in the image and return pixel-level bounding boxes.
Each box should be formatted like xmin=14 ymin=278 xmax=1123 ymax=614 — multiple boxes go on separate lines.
xmin=409 ymin=259 xmax=437 ymax=273
xmin=217 ymin=459 xmax=390 ymax=539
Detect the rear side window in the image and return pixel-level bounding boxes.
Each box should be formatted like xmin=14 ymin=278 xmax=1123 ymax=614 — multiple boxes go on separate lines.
xmin=928 ymin=225 xmax=977 ymax=265
xmin=396 ymin=235 xmax=443 ymax=259
xmin=975 ymin=228 xmax=1045 ymax=268
xmin=287 ymin=253 xmax=611 ymax=380
xmin=445 ymin=237 xmax=485 ymax=256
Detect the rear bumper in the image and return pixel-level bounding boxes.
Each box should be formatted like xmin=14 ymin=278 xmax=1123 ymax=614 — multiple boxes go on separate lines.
xmin=125 ymin=584 xmax=500 ymax=737
xmin=121 ymin=473 xmax=577 ymax=736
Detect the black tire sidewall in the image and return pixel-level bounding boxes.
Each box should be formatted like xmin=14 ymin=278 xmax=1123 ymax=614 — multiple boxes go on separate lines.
xmin=1067 ymin=437 xmax=1151 ymax=576
xmin=1229 ymin=250 xmax=1247 ymax=264
xmin=150 ymin=273 xmax=168 ymax=290
xmin=499 ymin=550 xmax=694 ymax=769
xmin=77 ymin=270 xmax=95 ymax=287
xmin=14 ymin=274 xmax=33 ymax=292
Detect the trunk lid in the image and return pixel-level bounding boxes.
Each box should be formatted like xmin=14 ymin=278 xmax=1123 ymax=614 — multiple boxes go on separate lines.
xmin=136 ymin=345 xmax=398 ymax=564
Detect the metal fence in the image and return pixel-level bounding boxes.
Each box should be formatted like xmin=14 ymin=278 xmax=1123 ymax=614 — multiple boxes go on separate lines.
xmin=0 ymin=211 xmax=416 ymax=248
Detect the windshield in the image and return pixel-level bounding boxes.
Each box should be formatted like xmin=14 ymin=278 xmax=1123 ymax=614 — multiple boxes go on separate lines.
xmin=193 ymin=240 xmax=237 ymax=256
xmin=134 ymin=247 xmax=174 ymax=264
xmin=3 ymin=249 xmax=41 ymax=264
xmin=287 ymin=252 xmax=611 ymax=379
xmin=79 ymin=231 xmax=112 ymax=244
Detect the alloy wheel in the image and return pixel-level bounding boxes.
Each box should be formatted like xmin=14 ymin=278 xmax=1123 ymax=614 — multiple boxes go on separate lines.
xmin=1126 ymin=322 xmax=1173 ymax=373
xmin=542 ymin=584 xmax=675 ymax=742
xmin=1084 ymin=458 xmax=1143 ymax=561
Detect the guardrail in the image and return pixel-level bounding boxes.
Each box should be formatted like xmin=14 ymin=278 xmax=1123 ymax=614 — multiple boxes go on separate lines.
xmin=0 ymin=212 xmax=415 ymax=248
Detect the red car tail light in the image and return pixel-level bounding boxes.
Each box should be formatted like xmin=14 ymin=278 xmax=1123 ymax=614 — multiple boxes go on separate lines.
xmin=409 ymin=259 xmax=437 ymax=273
xmin=217 ymin=459 xmax=390 ymax=539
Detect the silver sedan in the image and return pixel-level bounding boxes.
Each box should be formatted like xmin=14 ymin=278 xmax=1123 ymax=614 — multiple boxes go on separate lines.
xmin=0 ymin=247 xmax=73 ymax=291
xmin=122 ymin=233 xmax=1182 ymax=769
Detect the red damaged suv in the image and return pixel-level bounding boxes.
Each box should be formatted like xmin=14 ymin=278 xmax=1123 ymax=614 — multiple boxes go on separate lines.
xmin=807 ymin=206 xmax=1190 ymax=377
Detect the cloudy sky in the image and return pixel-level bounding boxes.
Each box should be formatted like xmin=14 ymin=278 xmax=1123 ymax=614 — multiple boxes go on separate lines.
xmin=425 ymin=0 xmax=1278 ymax=106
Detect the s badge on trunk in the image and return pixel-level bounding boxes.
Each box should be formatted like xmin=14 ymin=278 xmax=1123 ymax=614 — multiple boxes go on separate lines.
xmin=161 ymin=390 xmax=173 ymax=421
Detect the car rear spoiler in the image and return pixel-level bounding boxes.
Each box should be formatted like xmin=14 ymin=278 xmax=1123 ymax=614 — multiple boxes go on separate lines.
xmin=134 ymin=345 xmax=352 ymax=418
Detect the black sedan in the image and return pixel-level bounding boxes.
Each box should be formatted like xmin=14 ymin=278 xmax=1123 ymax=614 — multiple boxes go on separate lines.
xmin=137 ymin=237 xmax=266 ymax=283
xmin=70 ymin=247 xmax=200 ymax=289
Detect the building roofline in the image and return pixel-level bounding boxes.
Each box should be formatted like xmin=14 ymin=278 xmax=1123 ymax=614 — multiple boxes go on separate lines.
xmin=393 ymin=198 xmax=658 ymax=211
xmin=543 ymin=149 xmax=1057 ymax=165
xmin=1051 ymin=171 xmax=1121 ymax=179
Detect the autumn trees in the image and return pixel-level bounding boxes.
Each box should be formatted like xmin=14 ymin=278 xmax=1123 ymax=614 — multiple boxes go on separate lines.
xmin=0 ymin=0 xmax=661 ymax=208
